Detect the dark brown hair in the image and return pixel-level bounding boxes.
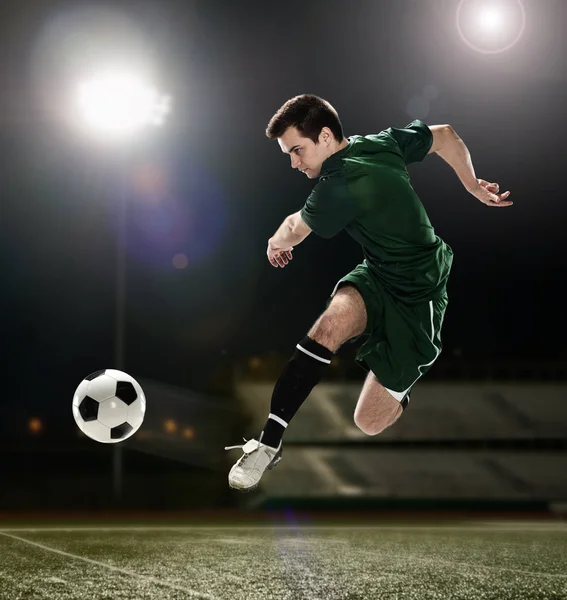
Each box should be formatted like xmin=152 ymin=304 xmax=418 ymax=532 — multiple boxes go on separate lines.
xmin=265 ymin=94 xmax=344 ymax=144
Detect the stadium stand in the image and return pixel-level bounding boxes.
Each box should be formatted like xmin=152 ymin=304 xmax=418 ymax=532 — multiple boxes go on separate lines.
xmin=236 ymin=383 xmax=567 ymax=441
xmin=235 ymin=381 xmax=567 ymax=506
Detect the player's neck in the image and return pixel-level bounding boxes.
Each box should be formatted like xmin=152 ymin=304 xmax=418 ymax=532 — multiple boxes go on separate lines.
xmin=328 ymin=137 xmax=349 ymax=158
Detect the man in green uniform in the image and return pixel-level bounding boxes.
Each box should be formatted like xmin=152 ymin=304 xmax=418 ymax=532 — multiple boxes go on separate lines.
xmin=226 ymin=94 xmax=512 ymax=491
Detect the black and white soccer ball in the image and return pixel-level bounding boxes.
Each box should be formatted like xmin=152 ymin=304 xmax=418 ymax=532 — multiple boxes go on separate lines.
xmin=72 ymin=369 xmax=146 ymax=443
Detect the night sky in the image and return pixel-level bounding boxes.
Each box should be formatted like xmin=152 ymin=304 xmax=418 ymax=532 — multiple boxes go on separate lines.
xmin=1 ymin=0 xmax=566 ymax=423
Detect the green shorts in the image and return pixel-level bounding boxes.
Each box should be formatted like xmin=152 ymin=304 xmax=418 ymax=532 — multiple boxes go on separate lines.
xmin=330 ymin=261 xmax=448 ymax=406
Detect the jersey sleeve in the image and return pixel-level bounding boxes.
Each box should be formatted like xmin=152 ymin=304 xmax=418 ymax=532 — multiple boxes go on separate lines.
xmin=385 ymin=119 xmax=433 ymax=165
xmin=300 ymin=178 xmax=361 ymax=239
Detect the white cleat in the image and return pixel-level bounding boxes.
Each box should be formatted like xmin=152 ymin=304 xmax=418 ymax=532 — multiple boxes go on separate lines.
xmin=224 ymin=437 xmax=282 ymax=492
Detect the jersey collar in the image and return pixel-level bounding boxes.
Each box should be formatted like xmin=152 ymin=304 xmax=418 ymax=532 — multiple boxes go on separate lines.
xmin=319 ymin=137 xmax=353 ymax=178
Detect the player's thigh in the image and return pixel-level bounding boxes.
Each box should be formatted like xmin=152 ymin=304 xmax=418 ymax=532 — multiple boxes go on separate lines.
xmin=308 ymin=285 xmax=367 ymax=352
xmin=353 ymin=371 xmax=403 ymax=433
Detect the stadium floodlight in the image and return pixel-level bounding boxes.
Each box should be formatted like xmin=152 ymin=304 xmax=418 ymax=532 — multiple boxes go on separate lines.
xmin=76 ymin=70 xmax=170 ymax=140
xmin=478 ymin=7 xmax=504 ymax=31
xmin=73 ymin=68 xmax=171 ymax=500
xmin=456 ymin=0 xmax=526 ymax=55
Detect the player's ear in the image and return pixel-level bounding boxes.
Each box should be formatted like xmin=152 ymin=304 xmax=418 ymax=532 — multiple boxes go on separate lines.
xmin=320 ymin=127 xmax=331 ymax=145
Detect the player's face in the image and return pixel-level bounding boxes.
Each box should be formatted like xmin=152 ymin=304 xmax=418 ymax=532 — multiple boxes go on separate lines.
xmin=278 ymin=127 xmax=329 ymax=179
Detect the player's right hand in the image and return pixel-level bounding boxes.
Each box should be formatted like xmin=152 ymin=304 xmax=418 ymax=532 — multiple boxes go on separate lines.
xmin=267 ymin=246 xmax=293 ymax=268
xmin=469 ymin=179 xmax=512 ymax=207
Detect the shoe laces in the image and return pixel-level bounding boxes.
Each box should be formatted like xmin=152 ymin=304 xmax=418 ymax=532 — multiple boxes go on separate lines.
xmin=224 ymin=437 xmax=249 ymax=452
xmin=224 ymin=438 xmax=256 ymax=468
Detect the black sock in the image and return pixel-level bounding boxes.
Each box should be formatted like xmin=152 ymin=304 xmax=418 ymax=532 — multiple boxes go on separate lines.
xmin=260 ymin=336 xmax=333 ymax=448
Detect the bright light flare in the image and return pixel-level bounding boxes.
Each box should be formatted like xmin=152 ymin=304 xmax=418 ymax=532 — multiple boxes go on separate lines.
xmin=456 ymin=0 xmax=526 ymax=54
xmin=478 ymin=7 xmax=504 ymax=31
xmin=76 ymin=71 xmax=170 ymax=139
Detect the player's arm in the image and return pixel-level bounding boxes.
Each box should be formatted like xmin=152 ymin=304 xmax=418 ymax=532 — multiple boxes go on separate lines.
xmin=428 ymin=124 xmax=512 ymax=207
xmin=267 ymin=211 xmax=312 ymax=268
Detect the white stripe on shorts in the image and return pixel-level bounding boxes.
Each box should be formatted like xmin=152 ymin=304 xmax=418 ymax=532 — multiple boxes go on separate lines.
xmin=385 ymin=301 xmax=441 ymax=404
xmin=384 ymin=387 xmax=410 ymax=403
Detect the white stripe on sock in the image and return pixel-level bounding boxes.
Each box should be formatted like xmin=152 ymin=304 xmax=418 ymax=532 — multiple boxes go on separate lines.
xmin=268 ymin=413 xmax=288 ymax=428
xmin=296 ymin=344 xmax=331 ymax=364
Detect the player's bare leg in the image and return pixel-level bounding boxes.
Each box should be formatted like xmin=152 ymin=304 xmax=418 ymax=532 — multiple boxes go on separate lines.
xmin=307 ymin=284 xmax=367 ymax=351
xmin=226 ymin=285 xmax=367 ymax=491
xmin=353 ymin=372 xmax=403 ymax=435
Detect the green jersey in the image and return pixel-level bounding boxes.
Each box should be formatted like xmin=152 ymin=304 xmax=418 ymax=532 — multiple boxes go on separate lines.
xmin=300 ymin=120 xmax=453 ymax=303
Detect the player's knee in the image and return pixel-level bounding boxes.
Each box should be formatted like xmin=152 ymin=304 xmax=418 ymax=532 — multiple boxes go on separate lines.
xmin=309 ymin=314 xmax=342 ymax=352
xmin=353 ymin=412 xmax=386 ymax=436
xmin=354 ymin=403 xmax=402 ymax=436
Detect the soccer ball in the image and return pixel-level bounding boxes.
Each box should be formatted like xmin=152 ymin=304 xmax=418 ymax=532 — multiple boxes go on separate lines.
xmin=72 ymin=369 xmax=146 ymax=443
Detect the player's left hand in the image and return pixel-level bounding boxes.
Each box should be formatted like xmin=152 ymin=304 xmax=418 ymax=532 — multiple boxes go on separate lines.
xmin=267 ymin=245 xmax=293 ymax=268
xmin=469 ymin=179 xmax=513 ymax=207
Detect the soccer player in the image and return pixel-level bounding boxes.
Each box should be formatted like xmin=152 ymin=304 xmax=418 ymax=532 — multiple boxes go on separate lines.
xmin=225 ymin=94 xmax=512 ymax=491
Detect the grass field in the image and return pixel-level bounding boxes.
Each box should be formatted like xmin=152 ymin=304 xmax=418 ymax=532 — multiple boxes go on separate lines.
xmin=0 ymin=521 xmax=566 ymax=599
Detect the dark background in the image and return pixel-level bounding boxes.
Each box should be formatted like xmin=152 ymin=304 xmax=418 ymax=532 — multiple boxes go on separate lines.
xmin=0 ymin=0 xmax=565 ymax=510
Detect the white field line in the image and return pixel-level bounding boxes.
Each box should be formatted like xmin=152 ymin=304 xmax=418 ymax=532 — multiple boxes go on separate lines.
xmin=0 ymin=531 xmax=219 ymax=600
xmin=1 ymin=526 xmax=564 ymax=584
